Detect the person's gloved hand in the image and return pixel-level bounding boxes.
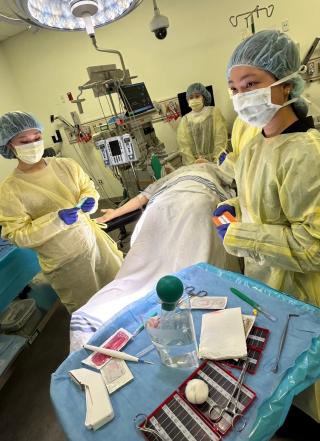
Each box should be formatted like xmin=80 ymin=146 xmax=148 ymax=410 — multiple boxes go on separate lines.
xmin=58 ymin=208 xmax=79 ymax=225
xmin=80 ymin=197 xmax=95 ymax=213
xmin=216 ymin=223 xmax=230 ymax=241
xmin=218 ymin=151 xmax=227 ymax=165
xmin=213 ymin=204 xmax=236 ymax=218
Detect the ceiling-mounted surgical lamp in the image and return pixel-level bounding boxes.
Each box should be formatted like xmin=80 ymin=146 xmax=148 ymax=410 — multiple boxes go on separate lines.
xmin=2 ymin=1 xmax=141 ymax=115
xmin=6 ymin=0 xmax=142 ymax=31
xmin=70 ymin=0 xmax=98 ymax=35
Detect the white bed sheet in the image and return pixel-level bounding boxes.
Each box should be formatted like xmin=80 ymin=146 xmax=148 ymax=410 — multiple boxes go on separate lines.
xmin=70 ymin=164 xmax=240 ymax=351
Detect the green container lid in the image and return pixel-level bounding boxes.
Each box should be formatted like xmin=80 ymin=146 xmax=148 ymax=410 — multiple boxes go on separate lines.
xmin=151 ymin=154 xmax=162 ymax=180
xmin=156 ymin=275 xmax=184 ymax=311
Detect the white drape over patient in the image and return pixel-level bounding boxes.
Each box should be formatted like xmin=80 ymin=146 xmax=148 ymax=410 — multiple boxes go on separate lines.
xmin=70 ymin=163 xmax=240 ymax=350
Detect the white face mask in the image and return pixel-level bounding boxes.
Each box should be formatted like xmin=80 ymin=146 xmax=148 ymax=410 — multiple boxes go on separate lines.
xmin=232 ymin=71 xmax=299 ymax=128
xmin=14 ymin=140 xmax=44 ymax=164
xmin=188 ymin=97 xmax=204 ymax=112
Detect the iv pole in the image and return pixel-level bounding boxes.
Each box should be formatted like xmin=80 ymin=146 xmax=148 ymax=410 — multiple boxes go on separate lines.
xmin=229 ymin=4 xmax=274 ymax=34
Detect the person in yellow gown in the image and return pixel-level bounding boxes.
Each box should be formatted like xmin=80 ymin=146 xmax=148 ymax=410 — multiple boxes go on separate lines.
xmin=0 ymin=111 xmax=123 ymax=313
xmin=177 ymin=82 xmax=228 ymax=165
xmin=220 ymin=116 xmax=260 ymax=181
xmin=214 ymin=30 xmax=320 ymax=423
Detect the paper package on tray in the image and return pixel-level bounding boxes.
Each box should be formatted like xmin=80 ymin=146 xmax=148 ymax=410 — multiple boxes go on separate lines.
xmin=199 ymin=307 xmax=247 ymax=360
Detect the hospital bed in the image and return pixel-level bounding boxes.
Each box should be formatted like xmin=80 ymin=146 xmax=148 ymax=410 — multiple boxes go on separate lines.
xmin=104 ymin=206 xmax=145 ymax=249
xmin=104 ymin=208 xmax=144 ymax=233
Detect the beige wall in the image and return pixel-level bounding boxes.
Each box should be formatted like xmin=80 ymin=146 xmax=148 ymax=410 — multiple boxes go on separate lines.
xmin=0 ymin=45 xmax=22 ymax=179
xmin=1 ymin=0 xmax=320 ymax=183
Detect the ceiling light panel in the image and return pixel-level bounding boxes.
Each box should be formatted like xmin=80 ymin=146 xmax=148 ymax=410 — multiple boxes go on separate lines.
xmin=14 ymin=0 xmax=139 ymax=30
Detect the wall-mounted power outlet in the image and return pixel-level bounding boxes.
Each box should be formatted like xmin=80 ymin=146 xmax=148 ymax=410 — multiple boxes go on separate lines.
xmin=97 ymin=179 xmax=104 ymax=185
xmin=65 ymin=127 xmax=77 ymax=144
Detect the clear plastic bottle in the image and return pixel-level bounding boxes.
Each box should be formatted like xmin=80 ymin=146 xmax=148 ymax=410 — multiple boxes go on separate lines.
xmin=145 ymin=275 xmax=199 ymax=369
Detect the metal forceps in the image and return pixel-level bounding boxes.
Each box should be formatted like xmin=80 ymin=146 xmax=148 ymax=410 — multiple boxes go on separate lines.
xmin=184 ymin=285 xmax=208 ymax=297
xmin=134 ymin=414 xmax=164 ymax=440
xmin=271 ymin=313 xmax=299 ymax=373
xmin=209 ymin=357 xmax=249 ymax=432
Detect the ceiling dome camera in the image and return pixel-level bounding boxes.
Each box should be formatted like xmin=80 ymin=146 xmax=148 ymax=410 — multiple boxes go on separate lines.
xmin=150 ymin=0 xmax=169 ymax=40
xmin=155 ymin=27 xmax=167 ymax=40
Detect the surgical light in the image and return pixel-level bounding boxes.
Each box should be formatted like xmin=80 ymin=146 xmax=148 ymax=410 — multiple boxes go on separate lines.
xmin=9 ymin=0 xmax=142 ymax=31
xmin=70 ymin=1 xmax=98 ymax=36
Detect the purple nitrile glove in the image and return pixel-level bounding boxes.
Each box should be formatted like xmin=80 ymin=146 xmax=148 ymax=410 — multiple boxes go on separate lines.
xmin=58 ymin=207 xmax=79 ymax=225
xmin=218 ymin=151 xmax=227 ymax=165
xmin=216 ymin=223 xmax=230 ymax=241
xmin=213 ymin=204 xmax=236 ymax=217
xmin=81 ymin=197 xmax=95 ymax=213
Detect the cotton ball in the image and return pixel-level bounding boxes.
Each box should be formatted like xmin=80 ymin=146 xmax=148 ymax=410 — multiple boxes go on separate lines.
xmin=185 ymin=379 xmax=209 ymax=404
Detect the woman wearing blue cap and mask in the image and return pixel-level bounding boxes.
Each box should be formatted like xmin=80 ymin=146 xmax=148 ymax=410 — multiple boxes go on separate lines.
xmin=0 ymin=111 xmax=123 ymax=313
xmin=213 ymin=30 xmax=320 ymax=422
xmin=177 ymin=82 xmax=228 ymax=165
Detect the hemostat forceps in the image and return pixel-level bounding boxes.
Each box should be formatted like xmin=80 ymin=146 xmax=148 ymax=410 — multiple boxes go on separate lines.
xmin=209 ymin=357 xmax=249 ymax=431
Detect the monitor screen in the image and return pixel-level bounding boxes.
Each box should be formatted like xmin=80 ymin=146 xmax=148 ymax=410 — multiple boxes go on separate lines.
xmin=109 ymin=140 xmax=121 ymax=156
xmin=177 ymin=85 xmax=214 ymax=117
xmin=120 ymin=82 xmax=154 ymax=116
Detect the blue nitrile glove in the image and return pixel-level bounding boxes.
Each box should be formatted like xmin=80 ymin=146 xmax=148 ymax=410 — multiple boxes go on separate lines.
xmin=216 ymin=223 xmax=230 ymax=241
xmin=58 ymin=208 xmax=80 ymax=225
xmin=80 ymin=197 xmax=95 ymax=213
xmin=213 ymin=204 xmax=236 ymax=217
xmin=218 ymin=151 xmax=227 ymax=165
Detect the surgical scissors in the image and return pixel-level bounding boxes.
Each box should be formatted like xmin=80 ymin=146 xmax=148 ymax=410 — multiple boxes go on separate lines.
xmin=184 ymin=285 xmax=208 ymax=297
xmin=209 ymin=357 xmax=249 ymax=431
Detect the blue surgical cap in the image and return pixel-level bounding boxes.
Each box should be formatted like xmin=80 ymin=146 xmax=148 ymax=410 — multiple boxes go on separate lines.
xmin=186 ymin=83 xmax=212 ymax=106
xmin=0 ymin=111 xmax=43 ymax=159
xmin=227 ymin=30 xmax=308 ymax=118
